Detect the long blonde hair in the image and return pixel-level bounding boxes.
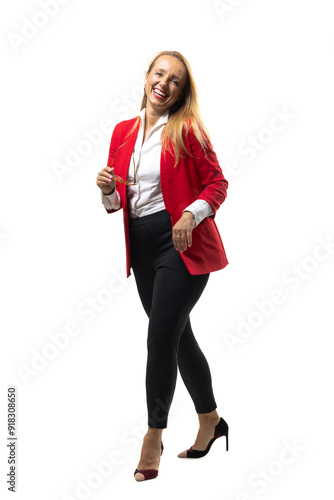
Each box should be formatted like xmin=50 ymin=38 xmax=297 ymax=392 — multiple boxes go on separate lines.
xmin=129 ymin=50 xmax=212 ymax=166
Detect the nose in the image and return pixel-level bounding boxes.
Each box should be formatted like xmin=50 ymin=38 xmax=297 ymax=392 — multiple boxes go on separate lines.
xmin=159 ymin=77 xmax=168 ymax=88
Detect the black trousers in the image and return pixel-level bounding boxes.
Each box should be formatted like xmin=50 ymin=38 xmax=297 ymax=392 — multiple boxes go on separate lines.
xmin=129 ymin=209 xmax=217 ymax=429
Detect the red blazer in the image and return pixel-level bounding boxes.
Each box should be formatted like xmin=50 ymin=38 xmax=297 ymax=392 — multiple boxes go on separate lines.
xmin=105 ymin=117 xmax=229 ymax=278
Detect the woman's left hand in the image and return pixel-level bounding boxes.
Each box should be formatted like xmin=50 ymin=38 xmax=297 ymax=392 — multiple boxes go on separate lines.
xmin=172 ymin=211 xmax=196 ymax=252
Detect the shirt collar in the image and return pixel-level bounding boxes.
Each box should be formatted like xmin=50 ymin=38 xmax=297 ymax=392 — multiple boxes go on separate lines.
xmin=139 ymin=107 xmax=169 ymax=132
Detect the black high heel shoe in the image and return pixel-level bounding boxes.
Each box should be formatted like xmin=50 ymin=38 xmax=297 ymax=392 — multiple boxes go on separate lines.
xmin=178 ymin=417 xmax=229 ymax=458
xmin=134 ymin=441 xmax=164 ymax=481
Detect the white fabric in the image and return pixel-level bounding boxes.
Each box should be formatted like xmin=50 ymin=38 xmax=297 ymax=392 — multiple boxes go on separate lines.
xmin=101 ymin=107 xmax=214 ymax=227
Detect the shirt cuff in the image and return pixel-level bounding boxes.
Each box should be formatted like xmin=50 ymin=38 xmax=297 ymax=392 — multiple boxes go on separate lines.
xmin=183 ymin=199 xmax=214 ymax=227
xmin=101 ymin=189 xmax=121 ymax=210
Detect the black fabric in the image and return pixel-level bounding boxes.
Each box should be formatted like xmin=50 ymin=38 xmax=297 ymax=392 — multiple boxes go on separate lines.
xmin=129 ymin=209 xmax=217 ymax=429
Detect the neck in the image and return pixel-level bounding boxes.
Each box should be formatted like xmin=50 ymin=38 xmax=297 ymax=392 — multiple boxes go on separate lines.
xmin=144 ymin=103 xmax=167 ymax=131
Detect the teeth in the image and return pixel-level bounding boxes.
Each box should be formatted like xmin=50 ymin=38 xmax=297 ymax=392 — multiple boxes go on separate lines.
xmin=154 ymin=89 xmax=167 ymax=97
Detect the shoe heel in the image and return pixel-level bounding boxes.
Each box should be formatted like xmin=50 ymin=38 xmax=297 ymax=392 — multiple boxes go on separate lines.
xmin=215 ymin=417 xmax=229 ymax=451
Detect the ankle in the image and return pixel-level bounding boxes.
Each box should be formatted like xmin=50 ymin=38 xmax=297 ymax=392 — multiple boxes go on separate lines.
xmin=198 ymin=409 xmax=220 ymax=422
xmin=145 ymin=427 xmax=163 ymax=441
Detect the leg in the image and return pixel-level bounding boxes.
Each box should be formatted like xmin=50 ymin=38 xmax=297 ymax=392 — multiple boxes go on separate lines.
xmin=177 ymin=317 xmax=222 ymax=455
xmin=132 ymin=233 xmax=216 ymax=429
xmin=130 ymin=226 xmax=164 ymax=480
xmin=131 ymin=258 xmax=166 ymax=480
xmin=177 ymin=316 xmax=217 ymax=414
xmin=145 ymin=264 xmax=210 ymax=428
xmin=129 ymin=210 xmax=221 ymax=475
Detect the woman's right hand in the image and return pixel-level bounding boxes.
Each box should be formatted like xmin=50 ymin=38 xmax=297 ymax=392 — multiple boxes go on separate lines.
xmin=96 ymin=166 xmax=116 ymax=195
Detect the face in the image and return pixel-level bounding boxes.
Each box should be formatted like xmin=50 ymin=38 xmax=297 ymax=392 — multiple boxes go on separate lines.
xmin=145 ymin=55 xmax=187 ymax=114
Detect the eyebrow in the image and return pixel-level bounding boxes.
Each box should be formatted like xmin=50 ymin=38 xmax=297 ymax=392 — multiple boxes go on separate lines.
xmin=156 ymin=68 xmax=181 ymax=80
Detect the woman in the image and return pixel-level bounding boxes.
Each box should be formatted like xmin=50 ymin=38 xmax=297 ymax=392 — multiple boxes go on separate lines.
xmin=96 ymin=50 xmax=229 ymax=482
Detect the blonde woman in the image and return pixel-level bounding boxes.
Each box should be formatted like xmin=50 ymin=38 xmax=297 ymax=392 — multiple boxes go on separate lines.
xmin=96 ymin=50 xmax=229 ymax=481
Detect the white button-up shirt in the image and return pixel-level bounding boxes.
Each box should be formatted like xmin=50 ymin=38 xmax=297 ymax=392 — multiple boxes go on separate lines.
xmin=101 ymin=107 xmax=214 ymax=227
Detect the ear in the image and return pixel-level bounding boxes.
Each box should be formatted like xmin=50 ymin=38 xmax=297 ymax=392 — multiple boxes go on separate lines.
xmin=145 ymin=72 xmax=149 ymax=85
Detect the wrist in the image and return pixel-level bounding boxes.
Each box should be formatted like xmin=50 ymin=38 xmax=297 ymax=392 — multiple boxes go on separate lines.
xmin=102 ymin=186 xmax=115 ymax=196
xmin=183 ymin=210 xmax=196 ymax=228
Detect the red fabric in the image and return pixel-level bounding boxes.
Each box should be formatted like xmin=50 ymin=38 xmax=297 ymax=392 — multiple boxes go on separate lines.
xmin=105 ymin=117 xmax=229 ymax=278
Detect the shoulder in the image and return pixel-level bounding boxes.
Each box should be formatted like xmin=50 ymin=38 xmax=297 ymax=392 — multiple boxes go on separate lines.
xmin=182 ymin=118 xmax=208 ymax=140
xmin=182 ymin=118 xmax=212 ymax=153
xmin=114 ymin=116 xmax=139 ymax=133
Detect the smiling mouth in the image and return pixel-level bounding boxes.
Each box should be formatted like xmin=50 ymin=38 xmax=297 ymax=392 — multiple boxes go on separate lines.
xmin=153 ymin=88 xmax=169 ymax=99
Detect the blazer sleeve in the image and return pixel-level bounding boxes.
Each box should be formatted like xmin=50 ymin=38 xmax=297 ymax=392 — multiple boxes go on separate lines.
xmin=104 ymin=124 xmax=123 ymax=214
xmin=188 ymin=125 xmax=228 ymax=217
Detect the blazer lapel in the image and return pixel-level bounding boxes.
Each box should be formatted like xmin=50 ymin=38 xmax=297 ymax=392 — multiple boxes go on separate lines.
xmin=114 ymin=119 xmax=140 ymax=201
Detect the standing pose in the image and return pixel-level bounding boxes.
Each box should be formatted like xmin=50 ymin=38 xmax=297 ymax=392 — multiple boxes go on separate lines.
xmin=96 ymin=50 xmax=229 ymax=482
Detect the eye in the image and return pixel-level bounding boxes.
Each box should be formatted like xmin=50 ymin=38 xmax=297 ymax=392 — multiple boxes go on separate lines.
xmin=156 ymin=72 xmax=163 ymax=76
xmin=172 ymin=80 xmax=179 ymax=86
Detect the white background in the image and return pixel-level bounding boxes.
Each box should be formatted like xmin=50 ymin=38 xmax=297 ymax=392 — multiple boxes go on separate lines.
xmin=1 ymin=0 xmax=333 ymax=498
